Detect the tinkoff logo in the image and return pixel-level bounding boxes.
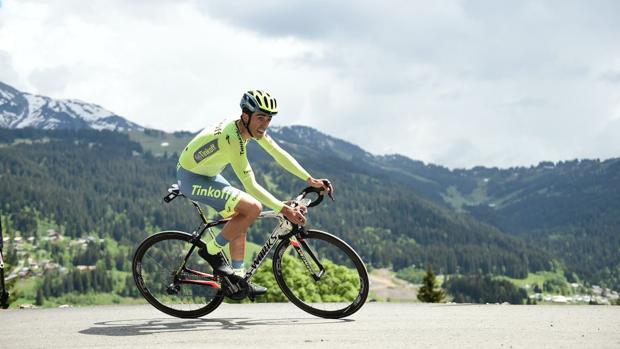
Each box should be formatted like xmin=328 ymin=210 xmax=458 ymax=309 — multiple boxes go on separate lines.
xmin=193 ymin=139 xmax=219 ymax=163
xmin=192 ymin=185 xmax=233 ymax=200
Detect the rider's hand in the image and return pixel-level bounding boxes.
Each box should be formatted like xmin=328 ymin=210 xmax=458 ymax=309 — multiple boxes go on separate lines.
xmin=280 ymin=204 xmax=307 ymax=225
xmin=306 ymin=177 xmax=334 ymax=196
xmin=283 ymin=200 xmax=307 ymax=215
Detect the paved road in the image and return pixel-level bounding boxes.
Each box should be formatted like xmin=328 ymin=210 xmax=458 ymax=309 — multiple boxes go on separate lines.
xmin=1 ymin=303 xmax=619 ymax=348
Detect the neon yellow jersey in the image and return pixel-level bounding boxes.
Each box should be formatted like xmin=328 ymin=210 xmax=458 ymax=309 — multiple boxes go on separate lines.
xmin=178 ymin=119 xmax=311 ymax=213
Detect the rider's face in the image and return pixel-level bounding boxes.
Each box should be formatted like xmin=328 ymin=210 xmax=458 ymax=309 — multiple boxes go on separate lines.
xmin=250 ymin=112 xmax=272 ymax=138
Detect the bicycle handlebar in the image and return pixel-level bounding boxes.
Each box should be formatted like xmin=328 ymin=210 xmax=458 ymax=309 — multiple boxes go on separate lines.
xmin=297 ymin=186 xmax=324 ymax=207
xmin=296 ymin=181 xmax=334 ymax=208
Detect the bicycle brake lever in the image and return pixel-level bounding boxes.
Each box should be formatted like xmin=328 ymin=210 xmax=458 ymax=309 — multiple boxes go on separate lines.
xmin=321 ymin=179 xmax=334 ymax=201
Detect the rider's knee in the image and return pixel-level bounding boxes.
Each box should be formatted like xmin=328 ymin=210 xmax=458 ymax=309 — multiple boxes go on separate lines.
xmin=247 ymin=200 xmax=262 ymax=219
xmin=237 ymin=196 xmax=262 ymax=219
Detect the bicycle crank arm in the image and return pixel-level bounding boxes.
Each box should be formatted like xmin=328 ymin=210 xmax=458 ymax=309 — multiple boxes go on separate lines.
xmin=221 ymin=275 xmax=249 ymax=300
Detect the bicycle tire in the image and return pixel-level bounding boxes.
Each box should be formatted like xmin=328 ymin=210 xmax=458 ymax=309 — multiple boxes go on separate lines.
xmin=272 ymin=230 xmax=369 ymax=318
xmin=133 ymin=231 xmax=224 ymax=318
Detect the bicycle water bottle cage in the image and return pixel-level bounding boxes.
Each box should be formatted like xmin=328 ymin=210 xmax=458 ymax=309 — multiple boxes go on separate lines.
xmin=164 ymin=184 xmax=181 ymax=203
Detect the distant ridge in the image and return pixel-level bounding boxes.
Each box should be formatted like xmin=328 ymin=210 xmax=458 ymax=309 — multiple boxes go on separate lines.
xmin=0 ymin=81 xmax=144 ymax=131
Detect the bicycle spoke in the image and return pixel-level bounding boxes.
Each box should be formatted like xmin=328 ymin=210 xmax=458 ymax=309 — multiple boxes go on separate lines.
xmin=274 ymin=230 xmax=369 ymax=318
xmin=133 ymin=232 xmax=223 ymax=318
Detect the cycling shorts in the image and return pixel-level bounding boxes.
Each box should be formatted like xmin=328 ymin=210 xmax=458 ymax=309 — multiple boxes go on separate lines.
xmin=176 ymin=166 xmax=242 ymax=218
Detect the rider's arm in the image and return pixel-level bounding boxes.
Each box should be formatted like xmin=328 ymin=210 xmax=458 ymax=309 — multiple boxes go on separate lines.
xmin=228 ymin=143 xmax=285 ymax=213
xmin=256 ymin=134 xmax=311 ymax=181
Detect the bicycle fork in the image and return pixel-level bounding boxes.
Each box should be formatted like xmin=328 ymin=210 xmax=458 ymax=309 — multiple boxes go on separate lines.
xmin=290 ymin=237 xmax=325 ymax=281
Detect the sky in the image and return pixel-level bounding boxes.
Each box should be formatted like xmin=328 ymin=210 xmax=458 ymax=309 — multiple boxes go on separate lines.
xmin=0 ymin=0 xmax=619 ymax=169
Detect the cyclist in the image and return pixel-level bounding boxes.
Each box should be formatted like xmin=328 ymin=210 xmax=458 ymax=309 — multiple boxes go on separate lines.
xmin=176 ymin=90 xmax=333 ymax=296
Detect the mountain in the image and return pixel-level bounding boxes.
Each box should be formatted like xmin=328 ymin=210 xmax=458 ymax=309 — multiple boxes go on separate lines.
xmin=1 ymin=83 xmax=618 ymax=293
xmin=269 ymin=125 xmax=620 ymax=234
xmin=0 ymin=126 xmax=553 ymax=289
xmin=442 ymin=160 xmax=620 ymax=288
xmin=268 ymin=126 xmax=468 ymax=202
xmin=263 ymin=126 xmax=620 ymax=288
xmin=126 ymin=124 xmax=620 ymax=289
xmin=0 ymin=81 xmax=144 ymax=131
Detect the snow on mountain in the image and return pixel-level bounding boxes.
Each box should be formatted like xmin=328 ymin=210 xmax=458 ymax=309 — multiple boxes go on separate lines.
xmin=0 ymin=81 xmax=144 ymax=131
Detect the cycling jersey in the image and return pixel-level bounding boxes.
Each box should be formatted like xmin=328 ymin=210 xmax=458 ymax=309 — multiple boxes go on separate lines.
xmin=178 ymin=118 xmax=311 ymax=215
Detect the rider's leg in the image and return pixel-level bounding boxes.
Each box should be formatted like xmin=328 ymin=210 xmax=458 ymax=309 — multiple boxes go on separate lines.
xmin=228 ymin=230 xmax=247 ymax=274
xmin=177 ymin=169 xmax=258 ymax=277
xmin=205 ymin=193 xmax=267 ymax=295
xmin=202 ymin=193 xmax=261 ymax=266
xmin=220 ymin=194 xmax=262 ymax=265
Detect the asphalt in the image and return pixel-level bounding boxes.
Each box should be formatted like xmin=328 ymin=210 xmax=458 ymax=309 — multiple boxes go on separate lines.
xmin=0 ymin=303 xmax=619 ymax=348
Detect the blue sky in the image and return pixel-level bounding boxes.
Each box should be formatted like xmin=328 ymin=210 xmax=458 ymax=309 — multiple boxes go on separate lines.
xmin=1 ymin=0 xmax=619 ymax=168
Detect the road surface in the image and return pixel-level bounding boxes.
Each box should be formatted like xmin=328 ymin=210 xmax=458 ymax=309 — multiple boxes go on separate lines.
xmin=1 ymin=303 xmax=619 ymax=348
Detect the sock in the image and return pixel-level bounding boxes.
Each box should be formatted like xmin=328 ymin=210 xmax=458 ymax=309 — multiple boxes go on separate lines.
xmin=232 ymin=260 xmax=245 ymax=277
xmin=206 ymin=233 xmax=229 ymax=255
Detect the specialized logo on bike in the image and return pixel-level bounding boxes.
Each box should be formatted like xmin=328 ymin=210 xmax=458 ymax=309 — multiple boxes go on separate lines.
xmin=192 ymin=185 xmax=233 ymax=200
xmin=193 ymin=140 xmax=219 ymax=163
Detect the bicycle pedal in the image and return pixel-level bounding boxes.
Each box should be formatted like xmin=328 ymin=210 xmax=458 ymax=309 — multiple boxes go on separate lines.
xmin=222 ymin=275 xmax=248 ymax=300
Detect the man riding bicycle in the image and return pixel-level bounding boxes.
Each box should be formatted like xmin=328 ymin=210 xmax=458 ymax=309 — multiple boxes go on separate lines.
xmin=176 ymin=90 xmax=333 ymax=297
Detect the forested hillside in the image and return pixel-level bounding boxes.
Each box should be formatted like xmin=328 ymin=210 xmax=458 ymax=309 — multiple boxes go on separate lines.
xmin=0 ymin=128 xmax=555 ymax=304
xmin=460 ymin=161 xmax=620 ymax=290
xmin=262 ymin=126 xmax=620 ymax=290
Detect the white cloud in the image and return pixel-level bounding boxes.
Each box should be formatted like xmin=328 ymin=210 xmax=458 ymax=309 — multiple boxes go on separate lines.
xmin=0 ymin=0 xmax=328 ymax=130
xmin=1 ymin=0 xmax=619 ymax=168
xmin=0 ymin=50 xmax=19 ymax=85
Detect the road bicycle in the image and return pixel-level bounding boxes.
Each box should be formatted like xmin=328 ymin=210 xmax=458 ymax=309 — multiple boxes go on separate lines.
xmin=132 ymin=184 xmax=369 ymax=319
xmin=1 ymin=219 xmax=10 ymax=309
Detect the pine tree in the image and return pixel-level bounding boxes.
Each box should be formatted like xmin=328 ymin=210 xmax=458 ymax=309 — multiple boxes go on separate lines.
xmin=417 ymin=265 xmax=446 ymax=303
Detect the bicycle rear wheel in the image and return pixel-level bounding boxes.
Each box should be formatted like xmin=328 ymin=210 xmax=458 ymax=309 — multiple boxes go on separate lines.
xmin=133 ymin=231 xmax=224 ymax=318
xmin=272 ymin=230 xmax=369 ymax=318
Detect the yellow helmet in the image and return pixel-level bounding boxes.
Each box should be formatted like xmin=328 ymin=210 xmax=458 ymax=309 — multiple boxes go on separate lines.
xmin=240 ymin=90 xmax=278 ymax=115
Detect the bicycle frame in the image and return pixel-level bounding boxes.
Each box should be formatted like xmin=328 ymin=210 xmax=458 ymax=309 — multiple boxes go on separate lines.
xmin=173 ymin=196 xmax=309 ymax=290
xmin=137 ymin=183 xmax=369 ymax=318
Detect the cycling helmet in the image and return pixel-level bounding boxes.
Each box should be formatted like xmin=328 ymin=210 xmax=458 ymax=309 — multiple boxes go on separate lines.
xmin=240 ymin=90 xmax=278 ymax=116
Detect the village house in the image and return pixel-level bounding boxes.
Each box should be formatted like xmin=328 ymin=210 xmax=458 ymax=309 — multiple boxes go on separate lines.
xmin=46 ymin=229 xmax=62 ymax=242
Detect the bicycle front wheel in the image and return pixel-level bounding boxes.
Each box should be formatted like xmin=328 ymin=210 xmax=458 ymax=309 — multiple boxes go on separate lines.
xmin=272 ymin=230 xmax=369 ymax=318
xmin=133 ymin=231 xmax=224 ymax=318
